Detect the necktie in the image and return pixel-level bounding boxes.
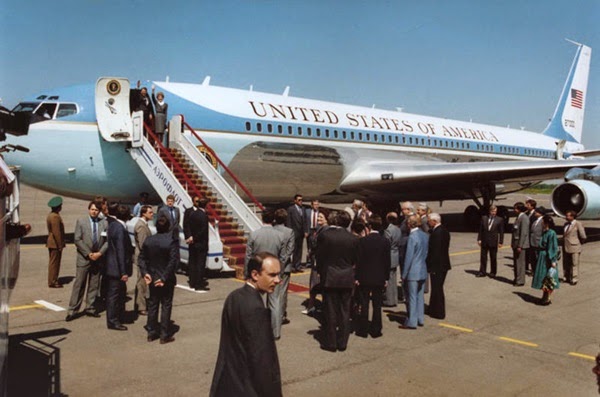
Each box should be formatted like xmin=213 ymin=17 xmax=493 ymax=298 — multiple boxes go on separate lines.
xmin=92 ymin=218 xmax=98 ymax=250
xmin=565 ymin=222 xmax=571 ymax=234
xmin=488 ymin=217 xmax=493 ymax=231
xmin=170 ymin=208 xmax=175 ymax=222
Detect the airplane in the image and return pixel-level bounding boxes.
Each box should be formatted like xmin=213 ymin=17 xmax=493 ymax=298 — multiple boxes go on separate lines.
xmin=1 ymin=41 xmax=598 ymax=229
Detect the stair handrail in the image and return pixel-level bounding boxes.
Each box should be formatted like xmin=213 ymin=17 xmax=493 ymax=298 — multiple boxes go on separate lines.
xmin=142 ymin=123 xmax=221 ymax=222
xmin=180 ymin=116 xmax=265 ymax=211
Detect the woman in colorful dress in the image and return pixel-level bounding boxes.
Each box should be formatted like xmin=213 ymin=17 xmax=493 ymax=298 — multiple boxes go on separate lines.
xmin=531 ymin=215 xmax=560 ymax=305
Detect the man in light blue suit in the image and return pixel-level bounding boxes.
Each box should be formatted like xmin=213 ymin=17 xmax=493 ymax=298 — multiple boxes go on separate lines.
xmin=400 ymin=215 xmax=429 ymax=329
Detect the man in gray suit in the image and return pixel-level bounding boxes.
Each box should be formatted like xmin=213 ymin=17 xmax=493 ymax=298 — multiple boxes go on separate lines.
xmin=271 ymin=208 xmax=295 ymax=338
xmin=528 ymin=207 xmax=544 ymax=277
xmin=134 ymin=205 xmax=154 ymax=315
xmin=400 ymin=215 xmax=429 ymax=330
xmin=66 ymin=201 xmax=108 ymax=321
xmin=563 ymin=210 xmax=587 ymax=285
xmin=245 ymin=211 xmax=284 ymax=278
xmin=383 ymin=212 xmax=402 ymax=307
xmin=157 ymin=194 xmax=181 ymax=238
xmin=511 ymin=202 xmax=530 ymax=286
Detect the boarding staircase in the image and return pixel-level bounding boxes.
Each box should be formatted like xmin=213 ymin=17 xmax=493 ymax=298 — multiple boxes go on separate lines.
xmin=129 ymin=111 xmax=263 ymax=277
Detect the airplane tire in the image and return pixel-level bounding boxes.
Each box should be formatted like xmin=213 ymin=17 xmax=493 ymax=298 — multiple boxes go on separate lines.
xmin=463 ymin=205 xmax=480 ymax=228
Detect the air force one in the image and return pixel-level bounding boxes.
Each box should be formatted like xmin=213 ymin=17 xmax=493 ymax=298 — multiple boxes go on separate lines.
xmin=1 ymin=42 xmax=599 ymax=226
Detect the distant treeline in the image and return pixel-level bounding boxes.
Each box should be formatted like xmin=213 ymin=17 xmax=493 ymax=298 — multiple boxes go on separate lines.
xmin=522 ymin=183 xmax=557 ymax=194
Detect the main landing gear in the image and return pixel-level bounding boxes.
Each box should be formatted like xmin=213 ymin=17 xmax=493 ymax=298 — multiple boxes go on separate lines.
xmin=463 ymin=184 xmax=509 ymax=228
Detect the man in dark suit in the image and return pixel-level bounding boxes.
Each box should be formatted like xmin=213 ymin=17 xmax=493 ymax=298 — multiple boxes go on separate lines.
xmin=183 ymin=196 xmax=209 ymax=290
xmin=304 ymin=199 xmax=320 ymax=266
xmin=355 ymin=215 xmax=391 ymax=338
xmin=157 ymin=194 xmax=181 ymax=240
xmin=426 ymin=213 xmax=451 ymax=320
xmin=525 ymin=199 xmax=538 ymax=274
xmin=286 ymin=194 xmax=305 ymax=272
xmin=528 ymin=207 xmax=544 ymax=277
xmin=105 ymin=205 xmax=134 ymax=331
xmin=138 ymin=216 xmax=180 ymax=344
xmin=477 ymin=205 xmax=504 ymax=278
xmin=210 ymin=253 xmax=282 ymax=397
xmin=66 ymin=201 xmax=108 ymax=321
xmin=315 ymin=211 xmax=359 ymax=352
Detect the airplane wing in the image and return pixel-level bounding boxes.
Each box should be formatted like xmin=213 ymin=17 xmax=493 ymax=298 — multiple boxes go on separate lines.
xmin=568 ymin=149 xmax=600 ymax=158
xmin=339 ymin=158 xmax=600 ymax=201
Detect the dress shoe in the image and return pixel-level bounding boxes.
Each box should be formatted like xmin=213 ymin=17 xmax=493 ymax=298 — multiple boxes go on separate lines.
xmin=475 ymin=272 xmax=486 ymax=278
xmin=85 ymin=310 xmax=100 ymax=318
xmin=570 ymin=280 xmax=578 ymax=286
xmin=398 ymin=324 xmax=417 ymax=330
xmin=138 ymin=310 xmax=148 ymax=316
xmin=320 ymin=345 xmax=336 ymax=353
xmin=49 ymin=283 xmax=63 ymax=288
xmin=65 ymin=314 xmax=76 ymax=322
xmin=513 ymin=283 xmax=525 ymax=287
xmin=160 ymin=336 xmax=175 ymax=344
xmin=147 ymin=335 xmax=159 ymax=342
xmin=370 ymin=332 xmax=383 ymax=338
xmin=108 ymin=324 xmax=128 ymax=331
xmin=488 ymin=273 xmax=496 ymax=278
xmin=282 ymin=318 xmax=290 ymax=325
xmin=194 ymin=286 xmax=210 ymax=291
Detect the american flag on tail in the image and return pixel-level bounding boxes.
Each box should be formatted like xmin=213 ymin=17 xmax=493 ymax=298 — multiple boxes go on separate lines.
xmin=571 ymin=89 xmax=583 ymax=109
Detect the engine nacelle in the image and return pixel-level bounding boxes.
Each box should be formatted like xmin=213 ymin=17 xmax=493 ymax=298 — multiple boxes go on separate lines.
xmin=551 ymin=179 xmax=600 ymax=219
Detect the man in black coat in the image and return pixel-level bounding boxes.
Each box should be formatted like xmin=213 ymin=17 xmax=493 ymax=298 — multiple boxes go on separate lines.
xmin=286 ymin=194 xmax=305 ymax=272
xmin=315 ymin=211 xmax=359 ymax=352
xmin=477 ymin=205 xmax=504 ymax=277
xmin=355 ymin=215 xmax=391 ymax=338
xmin=105 ymin=205 xmax=134 ymax=331
xmin=184 ymin=196 xmax=209 ymax=290
xmin=426 ymin=213 xmax=451 ymax=320
xmin=138 ymin=216 xmax=180 ymax=344
xmin=210 ymin=252 xmax=282 ymax=397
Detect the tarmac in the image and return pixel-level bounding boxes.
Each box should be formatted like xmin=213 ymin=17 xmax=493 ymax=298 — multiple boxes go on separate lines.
xmin=7 ymin=185 xmax=600 ymax=396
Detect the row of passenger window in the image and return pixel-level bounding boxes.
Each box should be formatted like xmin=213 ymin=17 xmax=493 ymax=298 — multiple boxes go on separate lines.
xmin=243 ymin=121 xmax=553 ymax=158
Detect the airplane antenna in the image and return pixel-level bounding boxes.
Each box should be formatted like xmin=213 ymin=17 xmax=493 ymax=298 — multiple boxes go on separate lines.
xmin=520 ymin=126 xmax=525 ymax=130
xmin=372 ymin=104 xmax=376 ymax=108
xmin=249 ymin=85 xmax=253 ymax=91
xmin=202 ymin=76 xmax=211 ymax=86
xmin=395 ymin=107 xmax=403 ymax=112
xmin=166 ymin=75 xmax=170 ymax=82
xmin=283 ymin=86 xmax=290 ymax=97
xmin=565 ymin=38 xmax=582 ymax=47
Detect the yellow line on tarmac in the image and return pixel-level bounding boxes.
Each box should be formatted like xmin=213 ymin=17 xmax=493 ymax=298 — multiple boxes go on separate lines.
xmin=568 ymin=352 xmax=596 ymax=361
xmin=9 ymin=304 xmax=43 ymax=311
xmin=438 ymin=323 xmax=474 ymax=333
xmin=498 ymin=336 xmax=538 ymax=347
xmin=450 ymin=246 xmax=510 ymax=257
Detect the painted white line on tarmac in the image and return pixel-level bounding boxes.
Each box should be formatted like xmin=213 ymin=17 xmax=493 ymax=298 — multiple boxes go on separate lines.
xmin=34 ymin=300 xmax=66 ymax=312
xmin=176 ymin=284 xmax=209 ymax=294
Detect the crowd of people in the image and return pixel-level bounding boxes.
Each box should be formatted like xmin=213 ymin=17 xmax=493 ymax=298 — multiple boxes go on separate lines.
xmin=46 ymin=192 xmax=209 ymax=345
xmin=42 ymin=192 xmax=590 ymax=396
xmin=475 ymin=199 xmax=586 ymax=305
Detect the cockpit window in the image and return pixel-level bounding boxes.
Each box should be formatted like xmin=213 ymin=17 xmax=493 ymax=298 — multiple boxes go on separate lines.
xmin=56 ymin=103 xmax=78 ymax=118
xmin=12 ymin=102 xmax=40 ymax=113
xmin=35 ymin=103 xmax=57 ymax=119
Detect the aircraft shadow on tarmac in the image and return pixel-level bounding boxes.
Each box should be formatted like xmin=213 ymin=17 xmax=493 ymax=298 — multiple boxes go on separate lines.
xmin=8 ymin=328 xmax=70 ymax=397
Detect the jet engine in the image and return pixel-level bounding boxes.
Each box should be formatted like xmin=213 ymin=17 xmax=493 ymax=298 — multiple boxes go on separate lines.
xmin=551 ymin=179 xmax=600 ymax=219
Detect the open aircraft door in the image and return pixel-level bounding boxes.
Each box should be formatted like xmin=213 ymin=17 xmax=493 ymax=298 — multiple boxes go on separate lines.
xmin=95 ymin=77 xmax=132 ymax=142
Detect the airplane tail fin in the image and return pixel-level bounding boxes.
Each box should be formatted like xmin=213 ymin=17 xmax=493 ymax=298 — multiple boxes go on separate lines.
xmin=542 ymin=41 xmax=591 ymax=143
